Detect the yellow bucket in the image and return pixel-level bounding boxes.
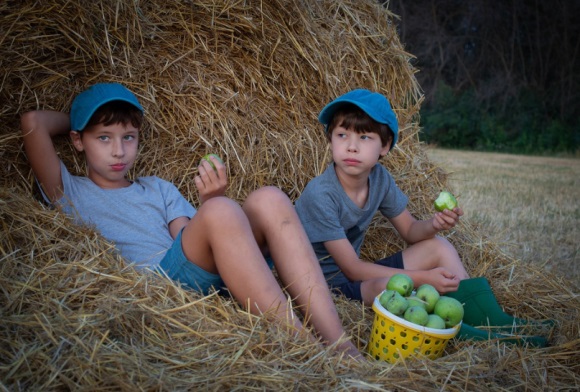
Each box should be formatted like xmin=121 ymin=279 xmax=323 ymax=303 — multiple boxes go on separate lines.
xmin=368 ymin=293 xmax=460 ymax=363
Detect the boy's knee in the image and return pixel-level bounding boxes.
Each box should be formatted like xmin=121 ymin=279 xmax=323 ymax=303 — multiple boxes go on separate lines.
xmin=244 ymin=186 xmax=290 ymax=209
xmin=197 ymin=196 xmax=243 ymax=221
xmin=434 ymin=235 xmax=457 ymax=252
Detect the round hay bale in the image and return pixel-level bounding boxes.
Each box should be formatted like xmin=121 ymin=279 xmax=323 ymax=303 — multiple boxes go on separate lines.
xmin=0 ymin=0 xmax=577 ymax=390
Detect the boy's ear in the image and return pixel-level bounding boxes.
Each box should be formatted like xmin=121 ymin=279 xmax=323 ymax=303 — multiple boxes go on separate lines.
xmin=70 ymin=131 xmax=84 ymax=152
xmin=380 ymin=141 xmax=392 ymax=157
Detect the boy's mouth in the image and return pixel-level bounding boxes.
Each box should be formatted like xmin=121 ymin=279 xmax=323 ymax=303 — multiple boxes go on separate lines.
xmin=111 ymin=163 xmax=126 ymax=171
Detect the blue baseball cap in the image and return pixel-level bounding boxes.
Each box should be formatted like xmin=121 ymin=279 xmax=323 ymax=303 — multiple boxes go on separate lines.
xmin=318 ymin=89 xmax=399 ymax=150
xmin=70 ymin=83 xmax=144 ymax=131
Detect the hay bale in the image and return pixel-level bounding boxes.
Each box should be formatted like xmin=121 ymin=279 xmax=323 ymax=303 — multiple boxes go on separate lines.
xmin=0 ymin=0 xmax=577 ymax=390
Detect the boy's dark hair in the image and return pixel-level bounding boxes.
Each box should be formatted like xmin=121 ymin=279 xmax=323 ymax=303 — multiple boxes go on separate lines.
xmin=85 ymin=101 xmax=143 ymax=130
xmin=326 ymin=104 xmax=394 ymax=148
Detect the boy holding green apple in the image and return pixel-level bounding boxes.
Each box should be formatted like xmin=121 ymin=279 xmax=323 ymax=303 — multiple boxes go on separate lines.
xmin=20 ymin=82 xmax=361 ymax=359
xmin=295 ymin=89 xmax=553 ymax=345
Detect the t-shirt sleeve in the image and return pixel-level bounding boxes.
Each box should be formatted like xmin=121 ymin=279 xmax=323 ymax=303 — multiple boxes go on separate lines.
xmin=159 ymin=180 xmax=197 ymax=222
xmin=295 ymin=183 xmax=346 ymax=243
xmin=377 ymin=167 xmax=408 ymax=218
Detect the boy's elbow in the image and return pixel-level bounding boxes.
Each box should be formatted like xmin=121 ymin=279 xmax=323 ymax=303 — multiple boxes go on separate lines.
xmin=340 ymin=263 xmax=362 ymax=281
xmin=20 ymin=111 xmax=39 ymax=135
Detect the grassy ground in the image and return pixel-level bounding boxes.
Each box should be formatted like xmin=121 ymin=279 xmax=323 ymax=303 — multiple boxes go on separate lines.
xmin=426 ymin=147 xmax=579 ymax=285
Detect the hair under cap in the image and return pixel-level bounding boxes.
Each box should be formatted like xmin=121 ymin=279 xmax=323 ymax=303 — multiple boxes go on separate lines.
xmin=70 ymin=83 xmax=144 ymax=131
xmin=318 ymin=89 xmax=399 ymax=150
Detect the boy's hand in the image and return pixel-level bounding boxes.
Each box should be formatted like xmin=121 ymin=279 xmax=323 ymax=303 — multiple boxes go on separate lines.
xmin=425 ymin=267 xmax=460 ymax=293
xmin=195 ymin=155 xmax=227 ymax=204
xmin=432 ymin=207 xmax=463 ymax=231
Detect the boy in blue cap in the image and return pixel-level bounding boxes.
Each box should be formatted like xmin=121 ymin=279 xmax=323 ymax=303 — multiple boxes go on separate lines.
xmin=295 ymin=89 xmax=552 ymax=345
xmin=20 ymin=82 xmax=361 ymax=359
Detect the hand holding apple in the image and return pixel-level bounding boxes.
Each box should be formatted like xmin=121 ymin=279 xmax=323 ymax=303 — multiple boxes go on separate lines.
xmin=432 ymin=191 xmax=463 ymax=231
xmin=195 ymin=153 xmax=227 ymax=203
xmin=200 ymin=153 xmax=224 ymax=171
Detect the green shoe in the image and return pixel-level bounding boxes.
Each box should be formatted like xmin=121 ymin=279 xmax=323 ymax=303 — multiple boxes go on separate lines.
xmin=456 ymin=323 xmax=548 ymax=347
xmin=446 ymin=277 xmax=556 ymax=335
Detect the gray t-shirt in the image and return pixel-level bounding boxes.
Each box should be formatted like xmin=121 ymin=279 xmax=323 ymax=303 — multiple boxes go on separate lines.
xmin=295 ymin=163 xmax=408 ymax=286
xmin=43 ymin=161 xmax=196 ymax=269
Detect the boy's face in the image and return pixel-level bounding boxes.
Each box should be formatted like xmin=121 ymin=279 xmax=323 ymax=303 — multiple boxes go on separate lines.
xmin=330 ymin=125 xmax=390 ymax=177
xmin=70 ymin=122 xmax=139 ymax=189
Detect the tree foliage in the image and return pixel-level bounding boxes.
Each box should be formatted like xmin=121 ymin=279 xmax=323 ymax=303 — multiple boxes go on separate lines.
xmin=388 ymin=0 xmax=579 ymax=154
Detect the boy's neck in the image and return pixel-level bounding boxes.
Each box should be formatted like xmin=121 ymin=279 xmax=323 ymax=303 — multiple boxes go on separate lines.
xmin=87 ymin=172 xmax=133 ymax=189
xmin=334 ymin=164 xmax=369 ymax=208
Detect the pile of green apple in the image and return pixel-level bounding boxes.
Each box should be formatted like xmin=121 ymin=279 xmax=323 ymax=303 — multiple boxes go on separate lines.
xmin=378 ymin=273 xmax=464 ymax=330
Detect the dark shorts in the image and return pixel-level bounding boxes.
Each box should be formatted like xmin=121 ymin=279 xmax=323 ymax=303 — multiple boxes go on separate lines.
xmin=158 ymin=229 xmax=225 ymax=295
xmin=330 ymin=251 xmax=404 ymax=302
xmin=158 ymin=229 xmax=275 ymax=296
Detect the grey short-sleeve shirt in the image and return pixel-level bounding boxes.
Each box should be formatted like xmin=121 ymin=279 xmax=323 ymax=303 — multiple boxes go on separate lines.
xmin=295 ymin=163 xmax=408 ymax=285
xmin=44 ymin=162 xmax=196 ymax=269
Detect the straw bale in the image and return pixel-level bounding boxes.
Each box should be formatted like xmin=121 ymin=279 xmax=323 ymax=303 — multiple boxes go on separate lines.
xmin=0 ymin=0 xmax=578 ymax=390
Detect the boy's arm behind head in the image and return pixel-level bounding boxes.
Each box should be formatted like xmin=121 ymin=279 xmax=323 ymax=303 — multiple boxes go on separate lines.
xmin=20 ymin=110 xmax=69 ymax=202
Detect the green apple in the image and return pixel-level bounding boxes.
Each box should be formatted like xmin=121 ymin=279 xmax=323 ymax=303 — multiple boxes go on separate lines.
xmin=378 ymin=289 xmax=396 ymax=309
xmin=386 ymin=273 xmax=414 ymax=297
xmin=403 ymin=306 xmax=429 ymax=326
xmin=425 ymin=314 xmax=447 ymax=329
xmin=406 ymin=295 xmax=427 ymax=310
xmin=434 ymin=191 xmax=458 ymax=212
xmin=380 ymin=290 xmax=409 ymax=317
xmin=415 ymin=284 xmax=440 ymax=313
xmin=200 ymin=153 xmax=223 ymax=171
xmin=433 ymin=296 xmax=464 ymax=328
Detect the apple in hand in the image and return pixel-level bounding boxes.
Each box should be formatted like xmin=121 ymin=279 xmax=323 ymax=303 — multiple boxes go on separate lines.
xmin=200 ymin=153 xmax=224 ymax=171
xmin=434 ymin=191 xmax=458 ymax=212
xmin=386 ymin=273 xmax=414 ymax=297
xmin=433 ymin=296 xmax=464 ymax=328
xmin=415 ymin=284 xmax=440 ymax=313
xmin=425 ymin=314 xmax=447 ymax=329
xmin=403 ymin=306 xmax=429 ymax=326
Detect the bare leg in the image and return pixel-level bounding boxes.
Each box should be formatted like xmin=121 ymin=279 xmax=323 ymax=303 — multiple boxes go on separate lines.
xmin=402 ymin=236 xmax=470 ymax=280
xmin=180 ymin=196 xmax=304 ymax=332
xmin=242 ymin=187 xmax=361 ymax=358
xmin=360 ymin=236 xmax=470 ymax=305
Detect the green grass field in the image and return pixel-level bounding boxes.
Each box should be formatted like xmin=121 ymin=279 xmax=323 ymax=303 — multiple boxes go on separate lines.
xmin=426 ymin=148 xmax=579 ymax=285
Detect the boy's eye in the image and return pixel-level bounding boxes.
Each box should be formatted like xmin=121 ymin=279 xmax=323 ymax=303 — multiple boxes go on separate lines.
xmin=98 ymin=135 xmax=109 ymax=141
xmin=124 ymin=135 xmax=136 ymax=141
xmin=360 ymin=134 xmax=371 ymax=140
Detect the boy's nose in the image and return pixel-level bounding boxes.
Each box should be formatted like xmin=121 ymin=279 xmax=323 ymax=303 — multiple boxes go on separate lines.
xmin=112 ymin=140 xmax=125 ymax=157
xmin=347 ymin=137 xmax=359 ymax=152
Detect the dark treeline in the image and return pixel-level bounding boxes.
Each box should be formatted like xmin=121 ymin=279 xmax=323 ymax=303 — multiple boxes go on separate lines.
xmin=388 ymin=0 xmax=579 ymax=154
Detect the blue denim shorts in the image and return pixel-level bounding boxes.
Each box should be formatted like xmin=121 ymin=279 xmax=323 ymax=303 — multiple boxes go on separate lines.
xmin=158 ymin=230 xmax=275 ymax=295
xmin=158 ymin=229 xmax=225 ymax=295
xmin=331 ymin=251 xmax=404 ymax=302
